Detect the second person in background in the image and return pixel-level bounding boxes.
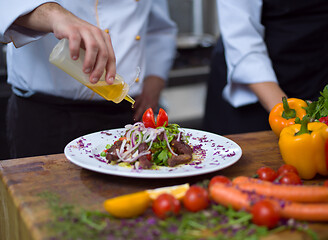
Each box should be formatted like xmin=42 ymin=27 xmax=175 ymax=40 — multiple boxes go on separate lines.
xmin=203 ymin=0 xmax=328 ymax=134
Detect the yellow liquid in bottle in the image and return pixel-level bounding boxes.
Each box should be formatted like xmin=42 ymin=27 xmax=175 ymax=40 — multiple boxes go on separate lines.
xmin=86 ymin=81 xmax=135 ymax=104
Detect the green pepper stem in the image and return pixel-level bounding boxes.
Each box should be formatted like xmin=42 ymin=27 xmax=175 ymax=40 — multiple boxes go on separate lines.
xmin=282 ymin=96 xmax=296 ymax=119
xmin=295 ymin=115 xmax=310 ymax=136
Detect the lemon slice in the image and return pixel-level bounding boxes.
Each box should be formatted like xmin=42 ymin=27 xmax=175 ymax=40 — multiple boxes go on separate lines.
xmin=146 ymin=183 xmax=190 ymax=200
xmin=103 ymin=191 xmax=151 ymax=218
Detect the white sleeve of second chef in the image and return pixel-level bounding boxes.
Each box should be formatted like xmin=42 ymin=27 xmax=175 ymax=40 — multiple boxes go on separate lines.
xmin=144 ymin=0 xmax=177 ymax=81
xmin=217 ymin=0 xmax=278 ymax=107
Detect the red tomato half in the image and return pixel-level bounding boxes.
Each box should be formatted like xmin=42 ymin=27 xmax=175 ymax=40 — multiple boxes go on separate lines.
xmin=183 ymin=185 xmax=210 ymax=212
xmin=208 ymin=175 xmax=231 ymax=189
xmin=142 ymin=108 xmax=156 ymax=128
xmin=156 ymin=108 xmax=169 ymax=127
xmin=256 ymin=167 xmax=278 ymax=182
xmin=251 ymin=199 xmax=280 ymax=229
xmin=152 ymin=193 xmax=180 ymax=219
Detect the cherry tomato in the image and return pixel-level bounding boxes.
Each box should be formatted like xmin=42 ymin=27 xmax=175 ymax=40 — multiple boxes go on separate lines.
xmin=256 ymin=167 xmax=278 ymax=182
xmin=251 ymin=199 xmax=280 ymax=229
xmin=319 ymin=116 xmax=328 ymax=125
xmin=208 ymin=175 xmax=231 ymax=189
xmin=324 ymin=180 xmax=328 ymax=187
xmin=152 ymin=193 xmax=180 ymax=219
xmin=142 ymin=108 xmax=156 ymax=128
xmin=156 ymin=108 xmax=169 ymax=127
xmin=279 ymin=172 xmax=302 ymax=185
xmin=277 ymin=164 xmax=299 ymax=177
xmin=183 ymin=185 xmax=210 ymax=212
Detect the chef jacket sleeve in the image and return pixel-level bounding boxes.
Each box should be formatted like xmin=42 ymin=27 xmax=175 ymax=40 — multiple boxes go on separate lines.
xmin=217 ymin=0 xmax=278 ymax=107
xmin=144 ymin=0 xmax=177 ymax=81
xmin=0 ymin=0 xmax=57 ymax=47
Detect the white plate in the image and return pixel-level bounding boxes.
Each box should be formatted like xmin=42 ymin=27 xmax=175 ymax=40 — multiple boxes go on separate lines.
xmin=64 ymin=128 xmax=242 ymax=178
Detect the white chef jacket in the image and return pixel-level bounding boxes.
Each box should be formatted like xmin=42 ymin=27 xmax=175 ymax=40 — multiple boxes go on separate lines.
xmin=0 ymin=0 xmax=177 ymax=100
xmin=217 ymin=0 xmax=278 ymax=108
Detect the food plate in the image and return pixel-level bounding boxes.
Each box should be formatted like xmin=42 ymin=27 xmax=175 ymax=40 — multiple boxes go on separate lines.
xmin=64 ymin=128 xmax=242 ymax=178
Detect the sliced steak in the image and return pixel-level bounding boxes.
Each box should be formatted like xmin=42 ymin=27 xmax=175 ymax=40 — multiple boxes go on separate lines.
xmin=170 ymin=139 xmax=193 ymax=155
xmin=138 ymin=142 xmax=148 ymax=152
xmin=168 ymin=154 xmax=192 ymax=167
xmin=138 ymin=156 xmax=153 ymax=169
xmin=106 ymin=140 xmax=123 ymax=162
xmin=137 ymin=142 xmax=152 ymax=169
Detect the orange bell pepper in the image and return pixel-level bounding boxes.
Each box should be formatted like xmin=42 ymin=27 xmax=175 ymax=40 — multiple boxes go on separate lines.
xmin=269 ymin=97 xmax=307 ymax=136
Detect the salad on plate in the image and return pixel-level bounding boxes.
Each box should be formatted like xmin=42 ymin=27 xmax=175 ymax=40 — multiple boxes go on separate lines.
xmin=100 ymin=108 xmax=195 ymax=169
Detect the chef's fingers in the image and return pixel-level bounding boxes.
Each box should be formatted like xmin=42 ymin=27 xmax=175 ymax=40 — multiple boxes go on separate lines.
xmin=79 ymin=29 xmax=104 ymax=83
xmin=88 ymin=29 xmax=115 ymax=84
xmin=68 ymin=33 xmax=82 ymax=61
xmin=103 ymin=31 xmax=116 ymax=85
xmin=53 ymin=14 xmax=116 ymax=84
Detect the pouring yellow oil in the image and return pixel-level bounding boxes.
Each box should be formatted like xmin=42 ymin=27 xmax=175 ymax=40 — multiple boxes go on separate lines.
xmin=86 ymin=81 xmax=135 ymax=105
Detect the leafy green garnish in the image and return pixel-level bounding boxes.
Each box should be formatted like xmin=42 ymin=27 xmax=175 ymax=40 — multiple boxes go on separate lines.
xmin=305 ymin=85 xmax=328 ymax=121
xmin=150 ymin=123 xmax=182 ymax=166
xmin=163 ymin=123 xmax=180 ymax=135
xmin=152 ymin=148 xmax=171 ymax=166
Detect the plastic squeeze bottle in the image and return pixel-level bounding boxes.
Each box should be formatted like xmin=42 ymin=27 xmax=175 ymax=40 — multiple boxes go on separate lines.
xmin=49 ymin=38 xmax=134 ymax=104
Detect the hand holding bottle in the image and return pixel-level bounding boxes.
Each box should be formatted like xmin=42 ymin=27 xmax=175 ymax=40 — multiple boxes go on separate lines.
xmin=14 ymin=2 xmax=116 ymax=85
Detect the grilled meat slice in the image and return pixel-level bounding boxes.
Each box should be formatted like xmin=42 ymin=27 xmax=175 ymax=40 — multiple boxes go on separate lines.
xmin=170 ymin=139 xmax=193 ymax=155
xmin=105 ymin=140 xmax=123 ymax=162
xmin=168 ymin=154 xmax=192 ymax=167
xmin=137 ymin=142 xmax=152 ymax=169
xmin=167 ymin=139 xmax=193 ymax=167
xmin=138 ymin=156 xmax=153 ymax=169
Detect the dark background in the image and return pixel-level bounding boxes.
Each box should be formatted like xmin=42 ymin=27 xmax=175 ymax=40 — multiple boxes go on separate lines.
xmin=0 ymin=43 xmax=10 ymax=160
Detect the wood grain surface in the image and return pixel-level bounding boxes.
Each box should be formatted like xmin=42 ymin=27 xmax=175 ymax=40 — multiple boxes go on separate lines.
xmin=0 ymin=131 xmax=327 ymax=240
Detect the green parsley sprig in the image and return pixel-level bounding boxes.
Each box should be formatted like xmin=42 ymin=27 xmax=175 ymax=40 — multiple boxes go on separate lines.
xmin=305 ymin=85 xmax=328 ymax=121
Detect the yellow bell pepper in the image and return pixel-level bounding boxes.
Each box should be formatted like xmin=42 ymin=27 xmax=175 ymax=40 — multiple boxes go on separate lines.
xmin=278 ymin=116 xmax=328 ymax=179
xmin=269 ymin=97 xmax=307 ymax=136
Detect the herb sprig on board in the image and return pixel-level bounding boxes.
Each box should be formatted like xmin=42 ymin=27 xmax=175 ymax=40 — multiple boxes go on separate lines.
xmin=39 ymin=192 xmax=317 ymax=240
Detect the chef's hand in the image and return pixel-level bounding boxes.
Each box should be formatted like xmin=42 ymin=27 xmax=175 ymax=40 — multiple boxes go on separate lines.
xmin=133 ymin=76 xmax=165 ymax=121
xmin=14 ymin=2 xmax=116 ymax=85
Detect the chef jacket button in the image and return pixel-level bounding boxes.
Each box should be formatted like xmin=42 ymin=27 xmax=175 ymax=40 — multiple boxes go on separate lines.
xmin=135 ymin=35 xmax=141 ymax=41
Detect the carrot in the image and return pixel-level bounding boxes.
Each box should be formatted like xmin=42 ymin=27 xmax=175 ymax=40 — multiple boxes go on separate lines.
xmin=232 ymin=176 xmax=328 ymax=203
xmin=210 ymin=182 xmax=328 ymax=221
xmin=279 ymin=201 xmax=328 ymax=221
xmin=209 ymin=182 xmax=252 ymax=211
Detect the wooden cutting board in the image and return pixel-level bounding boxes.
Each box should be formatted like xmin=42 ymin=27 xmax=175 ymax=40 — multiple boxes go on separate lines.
xmin=0 ymin=131 xmax=327 ymax=240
